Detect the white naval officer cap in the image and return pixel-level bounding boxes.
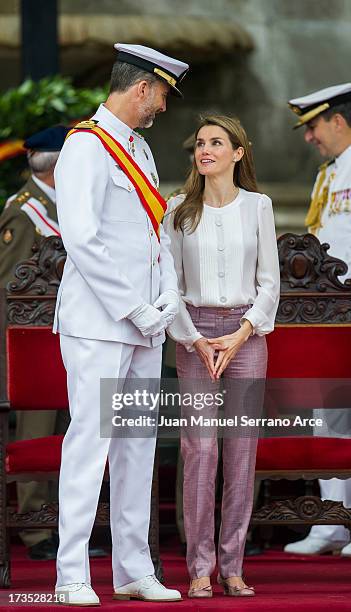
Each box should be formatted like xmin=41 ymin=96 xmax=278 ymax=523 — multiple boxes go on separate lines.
xmin=114 ymin=43 xmax=189 ymax=98
xmin=288 ymin=83 xmax=351 ymax=129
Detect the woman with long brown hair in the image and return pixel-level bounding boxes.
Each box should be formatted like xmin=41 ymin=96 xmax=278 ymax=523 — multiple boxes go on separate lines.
xmin=164 ymin=115 xmax=280 ymax=598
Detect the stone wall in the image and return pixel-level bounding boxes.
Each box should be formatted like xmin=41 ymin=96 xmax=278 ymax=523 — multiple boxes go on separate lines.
xmin=58 ymin=0 xmax=351 ymax=187
xmin=1 ymin=0 xmax=351 ymax=231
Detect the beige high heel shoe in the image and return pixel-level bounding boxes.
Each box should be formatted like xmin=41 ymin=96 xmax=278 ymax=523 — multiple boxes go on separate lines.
xmin=188 ymin=578 xmax=213 ymax=598
xmin=217 ymin=574 xmax=255 ymax=597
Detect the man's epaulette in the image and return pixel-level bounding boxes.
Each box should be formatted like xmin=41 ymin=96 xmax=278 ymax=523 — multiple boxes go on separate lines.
xmin=10 ymin=191 xmax=48 ymax=208
xmin=72 ymin=120 xmax=99 ymax=130
xmin=10 ymin=191 xmax=31 ymax=207
xmin=37 ymin=194 xmax=48 ymax=206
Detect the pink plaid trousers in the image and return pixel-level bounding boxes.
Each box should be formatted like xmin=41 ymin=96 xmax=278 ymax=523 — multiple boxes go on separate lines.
xmin=176 ymin=305 xmax=267 ymax=578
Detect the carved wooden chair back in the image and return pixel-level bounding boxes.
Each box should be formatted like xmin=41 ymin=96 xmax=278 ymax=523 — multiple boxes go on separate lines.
xmin=252 ymin=233 xmax=351 ymax=531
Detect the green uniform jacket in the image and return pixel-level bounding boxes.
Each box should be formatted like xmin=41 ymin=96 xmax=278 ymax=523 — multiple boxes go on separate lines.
xmin=0 ymin=177 xmax=57 ymax=288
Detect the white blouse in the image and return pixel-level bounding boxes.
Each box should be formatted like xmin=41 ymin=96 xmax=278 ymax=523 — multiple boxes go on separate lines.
xmin=163 ymin=189 xmax=280 ymax=351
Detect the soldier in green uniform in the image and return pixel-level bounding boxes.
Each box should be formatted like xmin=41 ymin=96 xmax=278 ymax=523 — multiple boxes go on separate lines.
xmin=0 ymin=126 xmax=68 ymax=285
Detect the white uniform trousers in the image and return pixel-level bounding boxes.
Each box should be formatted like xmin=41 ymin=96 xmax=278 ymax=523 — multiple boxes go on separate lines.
xmin=56 ymin=334 xmax=162 ymax=588
xmin=309 ymin=478 xmax=351 ymax=543
xmin=312 ymin=411 xmax=351 ymax=543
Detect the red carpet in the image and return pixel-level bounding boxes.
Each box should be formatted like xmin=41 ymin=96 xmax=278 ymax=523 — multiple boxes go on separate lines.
xmin=1 ymin=544 xmax=350 ymax=611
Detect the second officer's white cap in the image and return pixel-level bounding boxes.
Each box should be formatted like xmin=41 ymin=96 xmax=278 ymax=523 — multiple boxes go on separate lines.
xmin=288 ymin=83 xmax=351 ymax=128
xmin=114 ymin=43 xmax=189 ymax=98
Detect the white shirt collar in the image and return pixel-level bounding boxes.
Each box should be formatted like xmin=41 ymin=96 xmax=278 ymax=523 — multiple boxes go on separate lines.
xmin=92 ymin=104 xmax=133 ymax=143
xmin=335 ymin=144 xmax=351 ymax=169
xmin=32 ymin=174 xmax=56 ymax=203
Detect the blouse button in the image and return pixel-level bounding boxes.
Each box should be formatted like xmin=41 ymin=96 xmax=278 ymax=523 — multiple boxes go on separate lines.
xmin=218 ymin=245 xmax=225 ymax=251
xmin=220 ymin=296 xmax=227 ymax=303
xmin=215 ymin=219 xmax=222 ymax=227
xmin=218 ymin=271 xmax=225 ymax=278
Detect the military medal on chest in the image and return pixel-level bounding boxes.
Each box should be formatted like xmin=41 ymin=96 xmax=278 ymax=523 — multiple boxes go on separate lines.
xmin=129 ymin=135 xmax=136 ymax=157
xmin=151 ymin=172 xmax=159 ymax=189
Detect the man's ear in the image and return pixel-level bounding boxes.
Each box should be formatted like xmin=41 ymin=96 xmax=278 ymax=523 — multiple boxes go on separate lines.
xmin=136 ymin=80 xmax=151 ymax=99
xmin=332 ymin=112 xmax=347 ymax=132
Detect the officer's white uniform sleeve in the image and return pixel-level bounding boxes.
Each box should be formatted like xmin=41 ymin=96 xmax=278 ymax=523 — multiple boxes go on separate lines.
xmin=162 ymin=197 xmax=202 ymax=351
xmin=159 ymin=223 xmax=179 ymax=295
xmin=55 ymin=133 xmax=144 ymax=321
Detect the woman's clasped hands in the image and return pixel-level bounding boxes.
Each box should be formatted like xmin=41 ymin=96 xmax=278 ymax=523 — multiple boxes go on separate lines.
xmin=193 ymin=319 xmax=253 ymax=380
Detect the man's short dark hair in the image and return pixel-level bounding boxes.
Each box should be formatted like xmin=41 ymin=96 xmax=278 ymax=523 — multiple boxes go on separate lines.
xmin=323 ymin=101 xmax=351 ymax=127
xmin=110 ymin=61 xmax=158 ymax=94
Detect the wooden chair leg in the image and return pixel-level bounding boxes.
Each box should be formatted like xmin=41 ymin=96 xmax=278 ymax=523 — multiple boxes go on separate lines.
xmin=305 ymin=479 xmax=315 ymax=496
xmin=0 ymin=557 xmax=10 ymax=589
xmin=260 ymin=479 xmax=274 ymax=548
xmin=0 ymin=412 xmax=10 ymax=587
xmin=149 ymin=448 xmax=163 ymax=582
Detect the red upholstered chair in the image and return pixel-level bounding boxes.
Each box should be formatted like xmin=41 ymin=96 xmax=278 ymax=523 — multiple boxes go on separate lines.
xmin=252 ymin=233 xmax=351 ymax=533
xmin=0 ymin=237 xmax=160 ymax=587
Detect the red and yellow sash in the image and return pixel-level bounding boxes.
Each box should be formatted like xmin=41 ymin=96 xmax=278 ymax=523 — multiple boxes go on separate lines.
xmin=66 ymin=121 xmax=166 ymax=240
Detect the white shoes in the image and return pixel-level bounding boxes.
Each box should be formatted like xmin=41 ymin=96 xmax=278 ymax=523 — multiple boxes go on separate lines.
xmin=341 ymin=542 xmax=351 ymax=556
xmin=284 ymin=535 xmax=348 ymax=555
xmin=55 ymin=575 xmax=181 ymax=605
xmin=113 ymin=574 xmax=182 ymax=602
xmin=55 ymin=583 xmax=100 ymax=606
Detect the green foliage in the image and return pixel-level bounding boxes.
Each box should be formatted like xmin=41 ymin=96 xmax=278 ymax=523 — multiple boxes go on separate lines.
xmin=0 ymin=75 xmax=108 ymax=207
xmin=0 ymin=75 xmax=108 ymax=139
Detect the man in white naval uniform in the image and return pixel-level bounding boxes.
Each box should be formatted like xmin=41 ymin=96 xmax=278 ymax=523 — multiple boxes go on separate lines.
xmin=53 ymin=44 xmax=189 ymax=605
xmin=285 ymin=84 xmax=351 ymax=557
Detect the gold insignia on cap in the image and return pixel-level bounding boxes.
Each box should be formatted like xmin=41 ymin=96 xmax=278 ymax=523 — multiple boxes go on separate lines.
xmin=3 ymin=229 xmax=13 ymax=244
xmin=293 ymin=103 xmax=331 ymax=129
xmin=154 ymin=68 xmax=177 ymax=88
xmin=289 ymin=105 xmax=302 ymax=115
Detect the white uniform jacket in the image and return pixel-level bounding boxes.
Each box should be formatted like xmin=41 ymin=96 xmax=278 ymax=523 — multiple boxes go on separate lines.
xmin=53 ymin=104 xmax=178 ymax=346
xmin=314 ymin=144 xmax=351 ymax=280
